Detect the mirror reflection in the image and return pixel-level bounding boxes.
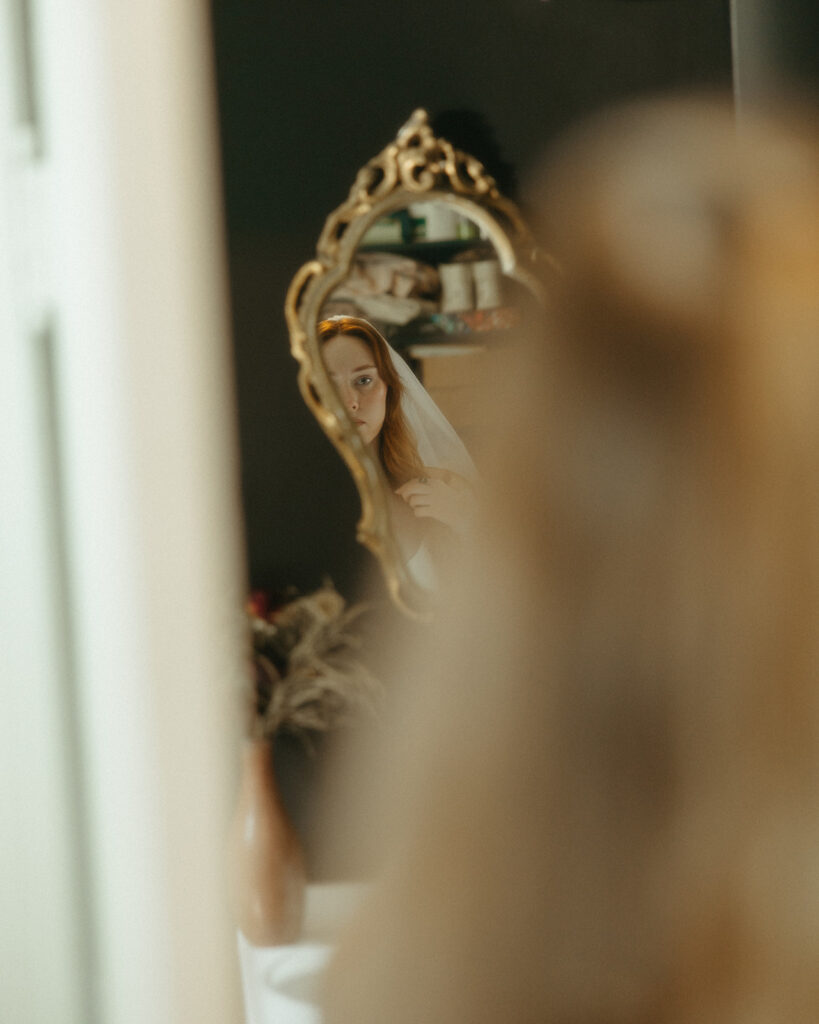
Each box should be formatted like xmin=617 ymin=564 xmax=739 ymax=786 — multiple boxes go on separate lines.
xmin=285 ymin=110 xmax=541 ymax=615
xmin=318 ymin=203 xmax=526 ymax=466
xmin=315 ymin=203 xmax=536 ymax=593
xmin=318 ymin=315 xmax=479 ymax=593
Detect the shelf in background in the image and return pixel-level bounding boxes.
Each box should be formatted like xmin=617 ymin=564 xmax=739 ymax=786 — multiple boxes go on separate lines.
xmin=357 ymin=238 xmax=494 ymax=263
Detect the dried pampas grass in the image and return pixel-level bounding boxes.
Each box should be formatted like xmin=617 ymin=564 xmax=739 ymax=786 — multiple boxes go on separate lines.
xmin=249 ymin=582 xmax=382 ymax=745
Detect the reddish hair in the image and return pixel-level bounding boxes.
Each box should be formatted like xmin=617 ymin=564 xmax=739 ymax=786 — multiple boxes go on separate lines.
xmin=318 ymin=316 xmax=423 ymax=487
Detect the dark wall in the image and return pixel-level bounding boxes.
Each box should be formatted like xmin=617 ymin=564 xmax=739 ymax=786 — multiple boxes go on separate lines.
xmin=767 ymin=0 xmax=819 ymax=91
xmin=209 ymin=0 xmax=733 ymax=606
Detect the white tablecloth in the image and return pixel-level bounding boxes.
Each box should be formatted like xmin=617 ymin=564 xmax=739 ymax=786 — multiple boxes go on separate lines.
xmin=237 ymin=882 xmax=368 ymax=1024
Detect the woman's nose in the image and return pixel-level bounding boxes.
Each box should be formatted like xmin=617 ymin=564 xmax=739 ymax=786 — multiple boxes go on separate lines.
xmin=340 ymin=384 xmax=358 ymax=411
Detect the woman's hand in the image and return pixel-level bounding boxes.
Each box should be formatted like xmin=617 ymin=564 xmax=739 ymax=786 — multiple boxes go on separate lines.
xmin=395 ymin=470 xmax=476 ymax=535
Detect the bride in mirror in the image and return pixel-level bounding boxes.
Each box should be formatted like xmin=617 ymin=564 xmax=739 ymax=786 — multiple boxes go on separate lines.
xmin=318 ymin=315 xmax=478 ymax=592
xmin=286 ymin=110 xmax=541 ymax=615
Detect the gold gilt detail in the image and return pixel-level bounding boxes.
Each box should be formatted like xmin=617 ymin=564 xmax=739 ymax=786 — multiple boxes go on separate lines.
xmin=285 ymin=109 xmax=541 ymax=619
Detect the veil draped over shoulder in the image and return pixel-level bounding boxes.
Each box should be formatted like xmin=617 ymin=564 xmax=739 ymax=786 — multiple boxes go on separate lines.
xmin=319 ymin=315 xmax=478 ymax=591
xmin=385 ymin=343 xmax=479 ymax=482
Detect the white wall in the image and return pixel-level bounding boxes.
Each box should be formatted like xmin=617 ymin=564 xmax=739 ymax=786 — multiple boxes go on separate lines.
xmin=1 ymin=1 xmax=246 ymax=1021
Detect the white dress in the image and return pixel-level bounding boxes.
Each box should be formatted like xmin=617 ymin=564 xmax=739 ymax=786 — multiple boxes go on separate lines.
xmin=404 ymin=539 xmax=438 ymax=592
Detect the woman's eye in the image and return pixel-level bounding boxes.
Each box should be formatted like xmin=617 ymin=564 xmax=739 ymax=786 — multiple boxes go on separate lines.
xmin=355 ymin=375 xmax=373 ymax=387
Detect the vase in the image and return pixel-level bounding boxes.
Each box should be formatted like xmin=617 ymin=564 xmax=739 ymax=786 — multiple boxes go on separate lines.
xmin=227 ymin=736 xmax=307 ymax=946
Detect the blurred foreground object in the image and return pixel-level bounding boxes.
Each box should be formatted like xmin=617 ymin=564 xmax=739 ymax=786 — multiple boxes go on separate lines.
xmin=320 ymin=95 xmax=819 ymax=1023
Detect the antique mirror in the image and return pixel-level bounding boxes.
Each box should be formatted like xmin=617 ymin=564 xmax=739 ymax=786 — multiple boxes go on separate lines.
xmin=285 ymin=110 xmax=542 ymax=618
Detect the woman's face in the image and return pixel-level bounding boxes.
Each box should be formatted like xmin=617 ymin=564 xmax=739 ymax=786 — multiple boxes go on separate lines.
xmin=323 ymin=333 xmax=388 ymax=446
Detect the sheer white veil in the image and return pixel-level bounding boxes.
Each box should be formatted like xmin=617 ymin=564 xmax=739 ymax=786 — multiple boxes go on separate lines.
xmin=386 ymin=343 xmax=479 ymax=483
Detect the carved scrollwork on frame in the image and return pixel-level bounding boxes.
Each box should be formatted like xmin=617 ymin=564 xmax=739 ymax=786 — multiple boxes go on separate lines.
xmin=314 ymin=108 xmax=538 ymax=269
xmin=285 ymin=109 xmax=542 ymax=619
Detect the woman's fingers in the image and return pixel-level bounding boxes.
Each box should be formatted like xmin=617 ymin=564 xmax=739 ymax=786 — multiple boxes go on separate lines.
xmin=396 ymin=475 xmax=475 ymax=531
xmin=395 ymin=478 xmax=432 ymax=502
xmin=398 ymin=479 xmax=448 ymax=519
xmin=407 ymin=493 xmax=431 ymax=509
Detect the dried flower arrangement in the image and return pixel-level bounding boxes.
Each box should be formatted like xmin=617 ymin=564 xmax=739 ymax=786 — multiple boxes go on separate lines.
xmin=246 ymin=581 xmax=382 ymax=745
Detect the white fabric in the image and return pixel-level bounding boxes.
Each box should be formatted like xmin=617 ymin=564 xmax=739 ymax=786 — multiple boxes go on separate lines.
xmin=404 ymin=539 xmax=438 ymax=593
xmin=238 ymin=883 xmax=369 ymax=1024
xmin=238 ymin=934 xmax=330 ymax=1024
xmin=386 ymin=343 xmax=479 ymax=482
xmin=388 ymin=340 xmax=478 ymax=593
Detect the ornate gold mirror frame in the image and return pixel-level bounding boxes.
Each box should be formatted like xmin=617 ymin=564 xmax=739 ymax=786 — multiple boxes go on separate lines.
xmin=285 ymin=109 xmax=541 ymax=618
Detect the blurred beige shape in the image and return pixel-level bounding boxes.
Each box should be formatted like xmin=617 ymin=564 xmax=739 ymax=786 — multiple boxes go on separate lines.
xmin=319 ymin=94 xmax=819 ymax=1024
